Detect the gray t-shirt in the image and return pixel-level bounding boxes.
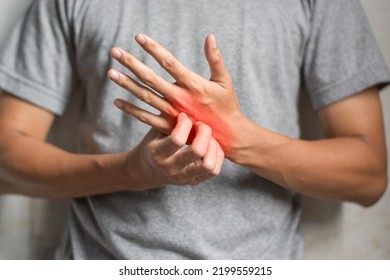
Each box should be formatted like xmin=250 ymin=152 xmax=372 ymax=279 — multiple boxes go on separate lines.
xmin=0 ymin=0 xmax=389 ymax=259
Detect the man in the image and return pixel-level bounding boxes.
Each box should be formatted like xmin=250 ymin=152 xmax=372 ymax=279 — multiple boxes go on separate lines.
xmin=0 ymin=0 xmax=388 ymax=259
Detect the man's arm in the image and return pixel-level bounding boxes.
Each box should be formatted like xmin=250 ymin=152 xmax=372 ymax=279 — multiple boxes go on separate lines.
xmin=230 ymin=87 xmax=387 ymax=207
xmin=109 ymin=34 xmax=387 ymax=206
xmin=0 ymin=92 xmax=224 ymax=199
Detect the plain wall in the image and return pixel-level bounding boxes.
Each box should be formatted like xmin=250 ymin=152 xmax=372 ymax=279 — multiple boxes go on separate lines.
xmin=0 ymin=0 xmax=389 ymax=259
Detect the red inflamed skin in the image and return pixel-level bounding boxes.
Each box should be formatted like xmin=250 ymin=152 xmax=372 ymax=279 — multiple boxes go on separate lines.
xmin=170 ymin=91 xmax=234 ymax=152
xmin=109 ymin=33 xmax=245 ymax=158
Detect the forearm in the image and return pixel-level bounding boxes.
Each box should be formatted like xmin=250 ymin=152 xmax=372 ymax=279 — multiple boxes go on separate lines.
xmin=230 ymin=118 xmax=387 ymax=206
xmin=0 ymin=135 xmax=145 ymax=199
xmin=0 ymin=115 xmax=224 ymax=198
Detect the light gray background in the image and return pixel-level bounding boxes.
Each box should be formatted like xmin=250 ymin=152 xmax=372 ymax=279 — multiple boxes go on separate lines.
xmin=0 ymin=0 xmax=389 ymax=259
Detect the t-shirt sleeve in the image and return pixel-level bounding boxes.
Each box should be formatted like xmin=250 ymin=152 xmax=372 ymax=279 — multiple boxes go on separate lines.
xmin=0 ymin=0 xmax=76 ymax=115
xmin=303 ymin=0 xmax=390 ymax=110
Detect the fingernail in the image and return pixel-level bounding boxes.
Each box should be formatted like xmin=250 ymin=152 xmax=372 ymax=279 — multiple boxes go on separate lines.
xmin=109 ymin=70 xmax=120 ymax=81
xmin=111 ymin=48 xmax=122 ymax=59
xmin=211 ymin=35 xmax=217 ymax=49
xmin=136 ymin=33 xmax=146 ymax=44
xmin=114 ymin=99 xmax=123 ymax=109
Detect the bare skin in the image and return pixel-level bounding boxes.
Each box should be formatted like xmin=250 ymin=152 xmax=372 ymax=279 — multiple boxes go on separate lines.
xmin=109 ymin=34 xmax=241 ymax=153
xmin=109 ymin=33 xmax=387 ymax=206
xmin=0 ymin=93 xmax=224 ymax=199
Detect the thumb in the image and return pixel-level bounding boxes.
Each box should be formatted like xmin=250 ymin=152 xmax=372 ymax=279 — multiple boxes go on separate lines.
xmin=204 ymin=34 xmax=231 ymax=86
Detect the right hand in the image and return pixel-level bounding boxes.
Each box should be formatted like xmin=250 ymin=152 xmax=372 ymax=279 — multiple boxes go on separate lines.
xmin=128 ymin=112 xmax=225 ymax=189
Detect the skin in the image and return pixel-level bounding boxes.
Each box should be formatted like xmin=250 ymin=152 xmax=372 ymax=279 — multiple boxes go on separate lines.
xmin=109 ymin=34 xmax=240 ymax=151
xmin=0 ymin=93 xmax=224 ymax=199
xmin=109 ymin=33 xmax=388 ymax=207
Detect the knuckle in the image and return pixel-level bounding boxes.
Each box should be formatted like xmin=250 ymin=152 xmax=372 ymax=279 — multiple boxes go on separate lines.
xmin=148 ymin=39 xmax=158 ymax=49
xmin=211 ymin=51 xmax=222 ymax=64
xmin=201 ymin=158 xmax=215 ymax=173
xmin=115 ymin=78 xmax=124 ymax=87
xmin=191 ymin=144 xmax=207 ymax=159
xmin=122 ymin=103 xmax=131 ymax=113
xmin=135 ymin=111 xmax=149 ymax=124
xmin=123 ymin=55 xmax=135 ymax=68
xmin=139 ymin=89 xmax=153 ymax=103
xmin=122 ymin=76 xmax=135 ymax=90
xmin=141 ymin=71 xmax=157 ymax=87
xmin=165 ymin=167 xmax=178 ymax=178
xmin=189 ymin=179 xmax=199 ymax=186
xmin=210 ymin=167 xmax=220 ymax=176
xmin=161 ymin=55 xmax=176 ymax=69
xmin=168 ymin=134 xmax=186 ymax=148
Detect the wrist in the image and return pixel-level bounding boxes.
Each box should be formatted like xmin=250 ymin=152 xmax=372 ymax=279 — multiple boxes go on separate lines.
xmin=92 ymin=152 xmax=136 ymax=192
xmin=123 ymin=146 xmax=161 ymax=191
xmin=227 ymin=116 xmax=294 ymax=181
xmin=226 ymin=113 xmax=258 ymax=162
xmin=88 ymin=151 xmax=150 ymax=193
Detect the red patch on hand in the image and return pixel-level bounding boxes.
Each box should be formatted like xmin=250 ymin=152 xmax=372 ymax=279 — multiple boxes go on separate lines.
xmin=173 ymin=94 xmax=233 ymax=153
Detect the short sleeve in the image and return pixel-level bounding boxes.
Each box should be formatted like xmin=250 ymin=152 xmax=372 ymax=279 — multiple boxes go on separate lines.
xmin=303 ymin=0 xmax=390 ymax=110
xmin=0 ymin=0 xmax=76 ymax=115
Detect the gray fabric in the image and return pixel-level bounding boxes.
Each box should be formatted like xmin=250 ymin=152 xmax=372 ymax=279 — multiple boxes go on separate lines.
xmin=303 ymin=0 xmax=390 ymax=109
xmin=0 ymin=0 xmax=389 ymax=259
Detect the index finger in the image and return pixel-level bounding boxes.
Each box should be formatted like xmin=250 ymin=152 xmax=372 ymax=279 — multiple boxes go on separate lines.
xmin=135 ymin=33 xmax=200 ymax=87
xmin=157 ymin=112 xmax=192 ymax=156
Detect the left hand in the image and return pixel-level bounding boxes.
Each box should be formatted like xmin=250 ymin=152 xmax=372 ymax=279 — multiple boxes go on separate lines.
xmin=128 ymin=112 xmax=225 ymax=189
xmin=108 ymin=33 xmax=246 ymax=156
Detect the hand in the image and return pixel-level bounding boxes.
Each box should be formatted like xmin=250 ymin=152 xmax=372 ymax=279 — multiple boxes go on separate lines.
xmin=108 ymin=33 xmax=247 ymax=157
xmin=128 ymin=112 xmax=225 ymax=189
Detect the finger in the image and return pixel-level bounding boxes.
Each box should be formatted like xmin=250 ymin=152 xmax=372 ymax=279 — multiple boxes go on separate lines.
xmin=179 ymin=138 xmax=225 ymax=186
xmin=204 ymin=34 xmax=231 ymax=86
xmin=181 ymin=135 xmax=218 ymax=178
xmin=198 ymin=135 xmax=219 ymax=175
xmin=108 ymin=69 xmax=178 ymax=117
xmin=134 ymin=33 xmax=200 ymax=87
xmin=210 ymin=139 xmax=225 ymax=176
xmin=186 ymin=138 xmax=225 ymax=180
xmin=111 ymin=47 xmax=179 ymax=102
xmin=189 ymin=121 xmax=213 ymax=160
xmin=114 ymin=99 xmax=173 ymax=134
xmin=171 ymin=121 xmax=213 ymax=167
xmin=186 ymin=139 xmax=225 ymax=185
xmin=157 ymin=112 xmax=193 ymax=156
